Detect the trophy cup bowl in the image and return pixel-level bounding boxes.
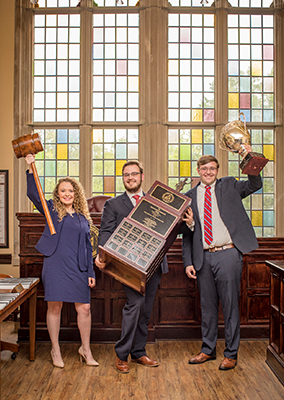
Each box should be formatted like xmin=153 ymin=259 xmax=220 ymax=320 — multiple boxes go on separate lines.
xmin=219 ymin=112 xmax=269 ymax=175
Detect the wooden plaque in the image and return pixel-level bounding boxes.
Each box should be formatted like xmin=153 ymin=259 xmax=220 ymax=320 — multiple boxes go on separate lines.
xmin=99 ymin=181 xmax=191 ymax=294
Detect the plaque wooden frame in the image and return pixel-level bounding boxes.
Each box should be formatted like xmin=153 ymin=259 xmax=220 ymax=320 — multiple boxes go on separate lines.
xmin=99 ymin=181 xmax=191 ymax=294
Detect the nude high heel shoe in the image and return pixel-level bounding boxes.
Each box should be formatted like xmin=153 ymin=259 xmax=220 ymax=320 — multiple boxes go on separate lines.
xmin=78 ymin=346 xmax=99 ymax=366
xmin=51 ymin=349 xmax=64 ymax=368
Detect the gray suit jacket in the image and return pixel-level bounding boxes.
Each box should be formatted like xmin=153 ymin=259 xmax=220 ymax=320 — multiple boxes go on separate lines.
xmin=182 ymin=175 xmax=262 ymax=271
xmin=98 ymin=191 xmax=168 ymax=273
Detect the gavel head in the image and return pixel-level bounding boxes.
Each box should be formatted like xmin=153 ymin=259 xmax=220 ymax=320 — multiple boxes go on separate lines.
xmin=12 ymin=133 xmax=43 ymax=159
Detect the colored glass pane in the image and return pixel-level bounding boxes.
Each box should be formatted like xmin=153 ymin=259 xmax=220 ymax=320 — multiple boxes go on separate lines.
xmin=180 ymin=162 xmax=191 ymax=177
xmin=263 ymin=145 xmax=274 ymax=161
xmin=57 ymin=144 xmax=68 ymax=159
xmin=228 ymin=93 xmax=239 ymax=108
xmin=192 ymin=129 xmax=202 ymax=143
xmin=180 ymin=145 xmax=190 ymax=160
xmin=251 ymin=210 xmax=262 ymax=226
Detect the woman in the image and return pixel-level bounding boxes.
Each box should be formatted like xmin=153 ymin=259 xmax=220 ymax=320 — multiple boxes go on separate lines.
xmin=25 ymin=154 xmax=98 ymax=368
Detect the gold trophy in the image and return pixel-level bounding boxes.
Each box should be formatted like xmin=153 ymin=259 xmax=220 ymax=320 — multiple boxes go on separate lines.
xmin=219 ymin=112 xmax=269 ymax=175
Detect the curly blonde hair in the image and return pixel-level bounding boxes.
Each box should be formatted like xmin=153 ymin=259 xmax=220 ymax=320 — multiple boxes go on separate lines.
xmin=52 ymin=177 xmax=92 ymax=225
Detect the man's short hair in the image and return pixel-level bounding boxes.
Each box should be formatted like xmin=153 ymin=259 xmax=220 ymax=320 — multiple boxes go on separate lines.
xmin=122 ymin=160 xmax=144 ymax=175
xmin=197 ymin=155 xmax=219 ymax=169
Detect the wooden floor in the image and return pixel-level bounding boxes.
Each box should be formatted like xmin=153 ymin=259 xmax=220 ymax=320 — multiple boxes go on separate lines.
xmin=1 ymin=322 xmax=283 ymax=400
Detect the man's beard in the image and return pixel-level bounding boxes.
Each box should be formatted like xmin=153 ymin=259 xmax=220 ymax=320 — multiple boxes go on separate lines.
xmin=124 ymin=179 xmax=142 ymax=194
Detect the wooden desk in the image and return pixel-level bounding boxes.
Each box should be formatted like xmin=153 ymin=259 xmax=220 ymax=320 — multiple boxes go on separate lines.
xmin=0 ymin=279 xmax=39 ymax=360
xmin=266 ymin=260 xmax=284 ymax=386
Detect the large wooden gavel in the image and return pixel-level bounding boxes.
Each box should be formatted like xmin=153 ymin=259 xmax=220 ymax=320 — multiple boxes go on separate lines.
xmin=12 ymin=133 xmax=56 ymax=235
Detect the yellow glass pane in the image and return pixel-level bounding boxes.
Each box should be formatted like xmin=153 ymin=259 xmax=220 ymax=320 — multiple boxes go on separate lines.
xmin=252 ymin=61 xmax=262 ymax=77
xmin=180 ymin=161 xmax=191 ymax=177
xmin=251 ymin=210 xmax=262 ymax=226
xmin=228 ymin=93 xmax=239 ymax=109
xmin=192 ymin=129 xmax=202 ymax=144
xmin=116 ymin=160 xmax=126 ymax=175
xmin=263 ymin=145 xmax=274 ymax=161
xmin=93 ymin=129 xmax=103 ymax=142
xmin=104 ymin=193 xmax=115 ymax=197
xmin=57 ymin=144 xmax=68 ymax=159
xmin=192 ymin=109 xmax=202 ymax=122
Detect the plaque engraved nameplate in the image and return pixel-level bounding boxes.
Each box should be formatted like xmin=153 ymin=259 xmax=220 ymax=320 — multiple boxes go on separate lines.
xmin=99 ymin=181 xmax=191 ymax=295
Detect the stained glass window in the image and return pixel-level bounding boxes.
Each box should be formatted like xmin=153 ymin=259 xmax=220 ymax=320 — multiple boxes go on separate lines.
xmin=33 ymin=13 xmax=80 ymax=122
xmin=228 ymin=14 xmax=274 ymax=123
xmin=168 ymin=129 xmax=215 ymax=192
xmin=92 ymin=128 xmax=139 ymax=196
xmin=38 ymin=0 xmax=78 ymax=6
xmin=168 ymin=13 xmax=215 ymax=123
xmin=228 ymin=129 xmax=275 ymax=237
xmin=92 ymin=13 xmax=139 ymax=122
xmin=34 ymin=129 xmax=80 ymax=199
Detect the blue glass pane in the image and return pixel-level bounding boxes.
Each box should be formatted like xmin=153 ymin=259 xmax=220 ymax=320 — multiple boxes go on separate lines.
xmin=263 ymin=110 xmax=274 ymax=122
xmin=39 ymin=177 xmax=44 ymax=191
xmin=240 ymin=110 xmax=250 ymax=122
xmin=203 ymin=144 xmax=214 ymax=155
xmin=57 ymin=129 xmax=68 ymax=143
xmin=263 ymin=210 xmax=274 ymax=226
xmin=116 ymin=143 xmax=127 ymax=159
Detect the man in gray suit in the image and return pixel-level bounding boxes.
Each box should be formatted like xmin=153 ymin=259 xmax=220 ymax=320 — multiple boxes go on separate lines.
xmin=182 ymin=151 xmax=262 ymax=370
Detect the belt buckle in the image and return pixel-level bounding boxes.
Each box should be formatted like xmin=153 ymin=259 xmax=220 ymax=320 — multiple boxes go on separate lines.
xmin=208 ymin=247 xmax=216 ymax=253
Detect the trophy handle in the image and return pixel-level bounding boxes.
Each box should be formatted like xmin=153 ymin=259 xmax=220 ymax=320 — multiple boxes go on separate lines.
xmin=239 ymin=112 xmax=247 ymax=132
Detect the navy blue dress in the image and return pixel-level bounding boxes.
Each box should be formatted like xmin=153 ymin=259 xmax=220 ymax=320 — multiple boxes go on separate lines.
xmin=42 ymin=212 xmax=91 ymax=303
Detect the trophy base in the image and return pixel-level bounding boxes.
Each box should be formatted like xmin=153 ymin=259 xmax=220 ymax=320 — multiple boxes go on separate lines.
xmin=240 ymin=152 xmax=269 ymax=175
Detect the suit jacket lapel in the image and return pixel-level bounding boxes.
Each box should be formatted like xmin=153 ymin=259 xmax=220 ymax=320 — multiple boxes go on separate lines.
xmin=192 ymin=184 xmax=202 ymax=228
xmin=215 ymin=179 xmax=222 ymax=214
xmin=122 ymin=191 xmax=134 ymax=213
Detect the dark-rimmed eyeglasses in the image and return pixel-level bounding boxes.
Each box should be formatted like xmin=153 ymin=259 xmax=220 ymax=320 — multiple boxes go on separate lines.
xmin=122 ymin=172 xmax=141 ymax=178
xmin=199 ymin=167 xmax=218 ymax=173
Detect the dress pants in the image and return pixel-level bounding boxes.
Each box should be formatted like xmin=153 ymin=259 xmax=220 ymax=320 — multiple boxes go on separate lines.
xmin=115 ymin=266 xmax=162 ymax=361
xmin=197 ymin=247 xmax=243 ymax=359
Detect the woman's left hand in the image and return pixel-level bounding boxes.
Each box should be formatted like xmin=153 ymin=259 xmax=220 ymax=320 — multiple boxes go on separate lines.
xmin=88 ymin=277 xmax=96 ymax=288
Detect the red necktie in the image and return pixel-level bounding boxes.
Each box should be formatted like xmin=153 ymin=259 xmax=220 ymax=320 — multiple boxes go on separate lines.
xmin=204 ymin=185 xmax=213 ymax=245
xmin=132 ymin=195 xmax=140 ymax=205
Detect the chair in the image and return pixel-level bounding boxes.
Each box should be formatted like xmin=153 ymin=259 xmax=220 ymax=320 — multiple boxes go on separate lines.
xmin=87 ymin=195 xmax=111 ymax=213
xmin=0 ymin=274 xmax=20 ymax=359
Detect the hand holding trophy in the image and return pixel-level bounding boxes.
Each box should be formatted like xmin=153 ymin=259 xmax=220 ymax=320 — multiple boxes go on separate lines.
xmin=219 ymin=112 xmax=269 ymax=175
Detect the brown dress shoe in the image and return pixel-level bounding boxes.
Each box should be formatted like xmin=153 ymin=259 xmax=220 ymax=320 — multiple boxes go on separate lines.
xmin=188 ymin=352 xmax=216 ymax=364
xmin=131 ymin=355 xmax=159 ymax=367
xmin=116 ymin=357 xmax=130 ymax=373
xmin=219 ymin=357 xmax=237 ymax=370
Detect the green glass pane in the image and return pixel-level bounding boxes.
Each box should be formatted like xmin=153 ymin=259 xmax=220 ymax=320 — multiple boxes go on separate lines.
xmin=263 ymin=130 xmax=273 ymax=144
xmin=251 ymin=77 xmax=262 ymax=93
xmin=45 ymin=177 xmax=56 ymax=193
xmin=93 ymin=144 xmax=103 ymax=159
xmin=228 ymin=77 xmax=239 ymax=92
xmin=57 ymin=160 xmax=67 ymax=176
xmin=251 ymin=94 xmax=262 ymax=108
xmin=263 ymin=194 xmax=274 ymax=210
xmin=35 ymin=152 xmax=44 ymax=160
xmin=204 ymin=129 xmax=214 ymax=143
xmin=180 ymin=129 xmax=191 ymax=144
xmin=69 ymin=161 xmax=79 ymax=176
xmin=192 ymin=144 xmax=202 ymax=160
xmin=45 ymin=160 xmax=56 ymax=176
xmin=168 ymin=145 xmax=178 ymax=160
xmin=263 ymin=227 xmax=274 ymax=237
xmin=36 ymin=161 xmax=44 ymax=175
xmin=168 ymin=161 xmax=178 ymax=176
xmin=116 ymin=177 xmax=125 ymax=193
xmin=93 ymin=177 xmax=103 ymax=192
xmin=251 ymin=130 xmax=262 ymax=144
xmin=45 ymin=130 xmax=56 ymax=143
xmin=263 ymin=178 xmax=274 ymax=193
xmin=104 ymin=144 xmax=115 ymax=159
xmin=69 ymin=144 xmax=79 ymax=159
xmin=93 ymin=160 xmax=103 ymax=175
xmin=104 ymin=160 xmax=115 ymax=175
xmin=168 ymin=177 xmax=179 ymax=189
xmin=180 ymin=145 xmax=190 ymax=160
xmin=228 ymin=162 xmax=239 ymax=177
xmin=254 ymin=227 xmax=262 ymax=238
xmin=263 ymin=94 xmax=274 ymax=109
xmin=45 ymin=144 xmax=56 ymax=159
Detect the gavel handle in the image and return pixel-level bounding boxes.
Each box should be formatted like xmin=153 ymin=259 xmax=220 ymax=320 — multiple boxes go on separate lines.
xmin=31 ymin=162 xmax=56 ymax=236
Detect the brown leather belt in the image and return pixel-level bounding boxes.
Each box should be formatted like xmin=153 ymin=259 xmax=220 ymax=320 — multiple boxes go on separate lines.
xmin=205 ymin=243 xmax=235 ymax=253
